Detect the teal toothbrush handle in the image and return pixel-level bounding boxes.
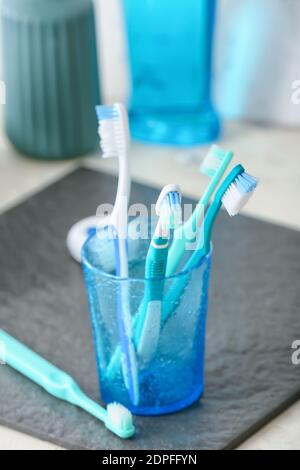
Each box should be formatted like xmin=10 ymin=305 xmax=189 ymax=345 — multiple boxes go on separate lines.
xmin=0 ymin=329 xmax=106 ymax=422
xmin=106 ymin=166 xmax=245 ymax=378
xmin=106 ymin=237 xmax=168 ymax=377
xmin=186 ymin=198 xmax=221 ymax=269
xmin=142 ymin=238 xmax=169 ymax=303
xmin=163 ymin=164 xmax=245 ymax=325
xmin=134 ymin=239 xmax=168 ymax=348
xmin=166 ymin=150 xmax=233 ymax=276
xmin=162 ymin=199 xmax=221 ymax=326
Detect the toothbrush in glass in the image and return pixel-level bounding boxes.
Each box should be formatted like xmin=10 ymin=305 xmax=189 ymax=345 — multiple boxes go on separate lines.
xmin=105 ymin=184 xmax=182 ymax=378
xmin=162 ymin=164 xmax=259 ymax=326
xmin=66 ymin=102 xmax=132 ymax=265
xmin=166 ymin=145 xmax=234 ymax=276
xmin=95 ymin=104 xmax=139 ymax=406
xmin=186 ymin=165 xmax=258 ymax=267
xmin=0 ymin=329 xmax=135 ymax=439
xmin=134 ymin=184 xmax=182 ymax=363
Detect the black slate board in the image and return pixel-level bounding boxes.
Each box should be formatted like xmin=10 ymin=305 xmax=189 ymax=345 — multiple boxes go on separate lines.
xmin=0 ymin=167 xmax=300 ymax=450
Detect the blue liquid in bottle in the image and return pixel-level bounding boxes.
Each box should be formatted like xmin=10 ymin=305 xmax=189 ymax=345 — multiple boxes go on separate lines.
xmin=123 ymin=0 xmax=220 ymax=146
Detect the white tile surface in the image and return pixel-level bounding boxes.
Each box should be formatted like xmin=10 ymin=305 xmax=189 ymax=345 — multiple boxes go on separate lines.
xmin=0 ymin=425 xmax=62 ymax=450
xmin=238 ymin=402 xmax=300 ymax=450
xmin=0 ymin=117 xmax=300 ymax=450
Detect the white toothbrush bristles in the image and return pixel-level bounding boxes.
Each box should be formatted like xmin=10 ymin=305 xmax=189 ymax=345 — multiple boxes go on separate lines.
xmin=96 ymin=104 xmax=129 ymax=159
xmin=222 ymin=171 xmax=258 ymax=217
xmin=156 ymin=184 xmax=182 ymax=232
xmin=106 ymin=402 xmax=134 ymax=437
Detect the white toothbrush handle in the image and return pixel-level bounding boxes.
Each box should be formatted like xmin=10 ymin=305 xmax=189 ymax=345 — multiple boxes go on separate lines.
xmin=114 ymin=235 xmax=139 ymax=405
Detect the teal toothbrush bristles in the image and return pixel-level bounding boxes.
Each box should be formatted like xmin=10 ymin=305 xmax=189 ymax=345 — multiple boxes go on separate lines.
xmin=201 ymin=145 xmax=229 ymax=177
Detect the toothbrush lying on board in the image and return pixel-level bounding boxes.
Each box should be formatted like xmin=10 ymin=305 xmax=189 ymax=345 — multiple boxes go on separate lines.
xmin=162 ymin=164 xmax=259 ymax=326
xmin=105 ymin=184 xmax=182 ymax=378
xmin=95 ymin=104 xmax=139 ymax=406
xmin=134 ymin=184 xmax=182 ymax=363
xmin=0 ymin=329 xmax=135 ymax=439
xmin=166 ymin=145 xmax=234 ymax=276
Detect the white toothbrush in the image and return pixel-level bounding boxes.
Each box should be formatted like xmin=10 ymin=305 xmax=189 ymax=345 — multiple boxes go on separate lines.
xmin=66 ymin=102 xmax=131 ymax=266
xmin=95 ymin=103 xmax=139 ymax=406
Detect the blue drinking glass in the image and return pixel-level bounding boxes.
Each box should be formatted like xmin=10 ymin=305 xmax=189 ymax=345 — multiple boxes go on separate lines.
xmin=82 ymin=218 xmax=212 ymax=416
xmin=123 ymin=0 xmax=220 ymax=146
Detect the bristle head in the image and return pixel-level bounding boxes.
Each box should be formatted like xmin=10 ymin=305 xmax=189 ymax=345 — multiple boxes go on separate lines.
xmin=95 ymin=103 xmax=129 ymax=159
xmin=222 ymin=171 xmax=258 ymax=216
xmin=201 ymin=145 xmax=230 ymax=177
xmin=156 ymin=184 xmax=182 ymax=231
xmin=105 ymin=403 xmax=135 ymax=439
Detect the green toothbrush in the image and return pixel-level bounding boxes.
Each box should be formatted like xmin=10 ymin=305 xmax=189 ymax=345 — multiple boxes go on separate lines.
xmin=0 ymin=329 xmax=135 ymax=439
xmin=166 ymin=145 xmax=234 ymax=276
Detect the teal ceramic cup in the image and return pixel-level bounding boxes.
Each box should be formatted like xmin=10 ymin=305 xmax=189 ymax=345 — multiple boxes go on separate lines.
xmin=2 ymin=0 xmax=100 ymax=160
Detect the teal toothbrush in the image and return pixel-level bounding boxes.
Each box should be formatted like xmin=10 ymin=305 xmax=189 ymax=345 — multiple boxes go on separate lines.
xmin=104 ymin=166 xmax=258 ymax=378
xmin=0 ymin=329 xmax=135 ymax=439
xmin=162 ymin=164 xmax=259 ymax=326
xmin=186 ymin=164 xmax=258 ymax=268
xmin=166 ymin=145 xmax=234 ymax=276
xmin=134 ymin=184 xmax=182 ymax=363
